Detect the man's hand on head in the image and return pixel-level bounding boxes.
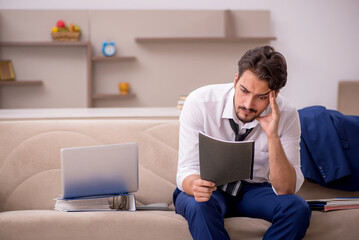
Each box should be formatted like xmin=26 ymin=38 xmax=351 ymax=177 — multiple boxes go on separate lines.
xmin=256 ymin=91 xmax=280 ymax=139
xmin=256 ymin=91 xmax=297 ymax=194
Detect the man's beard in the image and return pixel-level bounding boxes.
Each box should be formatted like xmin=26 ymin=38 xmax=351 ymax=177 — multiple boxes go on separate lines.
xmin=235 ymin=106 xmax=259 ymax=123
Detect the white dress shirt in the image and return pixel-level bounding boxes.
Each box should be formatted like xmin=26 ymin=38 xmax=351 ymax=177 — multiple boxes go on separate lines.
xmin=176 ymin=83 xmax=304 ymax=193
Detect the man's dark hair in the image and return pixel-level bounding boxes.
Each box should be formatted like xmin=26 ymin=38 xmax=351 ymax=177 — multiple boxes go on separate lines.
xmin=237 ymin=46 xmax=287 ymax=92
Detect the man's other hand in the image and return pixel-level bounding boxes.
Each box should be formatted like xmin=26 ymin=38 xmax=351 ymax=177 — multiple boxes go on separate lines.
xmin=183 ymin=174 xmax=217 ymax=202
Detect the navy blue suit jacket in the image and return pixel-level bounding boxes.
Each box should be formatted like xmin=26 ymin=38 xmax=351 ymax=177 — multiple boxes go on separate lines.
xmin=299 ymin=106 xmax=359 ymax=191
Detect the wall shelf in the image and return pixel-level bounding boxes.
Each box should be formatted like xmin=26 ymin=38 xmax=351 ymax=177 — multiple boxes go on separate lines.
xmin=0 ymin=41 xmax=89 ymax=108
xmin=135 ymin=36 xmax=276 ymax=43
xmin=0 ymin=80 xmax=43 ymax=86
xmin=0 ymin=41 xmax=89 ymax=47
xmin=135 ymin=10 xmax=276 ymax=44
xmin=90 ymin=55 xmax=137 ymax=107
xmin=92 ymin=93 xmax=136 ymax=100
xmin=92 ymin=56 xmax=136 ymax=62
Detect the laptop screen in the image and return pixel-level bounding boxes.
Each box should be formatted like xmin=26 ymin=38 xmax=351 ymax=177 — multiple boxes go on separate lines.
xmin=61 ymin=143 xmax=138 ymax=199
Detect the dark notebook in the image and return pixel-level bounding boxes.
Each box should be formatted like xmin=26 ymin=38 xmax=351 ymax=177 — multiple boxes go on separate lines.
xmin=199 ymin=132 xmax=255 ymax=186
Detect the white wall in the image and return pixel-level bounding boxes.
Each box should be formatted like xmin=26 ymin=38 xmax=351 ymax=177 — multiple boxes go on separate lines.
xmin=1 ymin=0 xmax=358 ymax=110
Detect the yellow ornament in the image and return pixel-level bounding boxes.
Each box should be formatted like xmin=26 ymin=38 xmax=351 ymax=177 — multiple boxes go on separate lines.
xmin=68 ymin=23 xmax=75 ymax=32
xmin=51 ymin=27 xmax=59 ymax=33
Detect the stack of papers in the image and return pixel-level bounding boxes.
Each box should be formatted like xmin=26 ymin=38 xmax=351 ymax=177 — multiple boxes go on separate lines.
xmin=54 ymin=194 xmax=136 ymax=212
xmin=307 ymin=198 xmax=359 ymax=211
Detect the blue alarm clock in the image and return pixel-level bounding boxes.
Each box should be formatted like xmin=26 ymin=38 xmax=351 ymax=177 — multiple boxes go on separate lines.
xmin=102 ymin=41 xmax=116 ymax=57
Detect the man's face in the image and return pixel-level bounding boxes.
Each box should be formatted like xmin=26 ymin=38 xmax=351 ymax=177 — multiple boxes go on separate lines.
xmin=233 ymin=70 xmax=273 ymax=123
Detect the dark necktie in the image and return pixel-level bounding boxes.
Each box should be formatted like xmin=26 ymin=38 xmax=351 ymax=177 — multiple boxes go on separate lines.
xmin=229 ymin=118 xmax=253 ymax=141
xmin=219 ymin=119 xmax=253 ymax=196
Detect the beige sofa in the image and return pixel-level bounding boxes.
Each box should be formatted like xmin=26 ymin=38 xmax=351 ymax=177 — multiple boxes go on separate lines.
xmin=1 ymin=119 xmax=359 ymax=240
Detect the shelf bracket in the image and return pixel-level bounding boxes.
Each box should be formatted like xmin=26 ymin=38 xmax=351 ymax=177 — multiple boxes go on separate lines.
xmin=224 ymin=10 xmax=234 ymax=39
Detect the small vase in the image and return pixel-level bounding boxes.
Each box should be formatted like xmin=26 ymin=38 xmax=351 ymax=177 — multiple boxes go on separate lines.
xmin=119 ymin=82 xmax=130 ymax=95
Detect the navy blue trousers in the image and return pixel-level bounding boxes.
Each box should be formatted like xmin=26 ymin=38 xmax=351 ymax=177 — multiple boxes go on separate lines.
xmin=173 ymin=182 xmax=311 ymax=240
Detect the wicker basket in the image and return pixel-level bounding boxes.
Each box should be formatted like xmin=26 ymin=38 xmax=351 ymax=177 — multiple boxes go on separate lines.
xmin=51 ymin=32 xmax=81 ymax=42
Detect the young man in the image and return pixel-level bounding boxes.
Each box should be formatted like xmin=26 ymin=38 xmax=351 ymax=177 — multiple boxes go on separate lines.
xmin=173 ymin=46 xmax=311 ymax=240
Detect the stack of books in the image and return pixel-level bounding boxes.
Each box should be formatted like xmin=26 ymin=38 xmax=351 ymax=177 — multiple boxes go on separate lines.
xmin=176 ymin=95 xmax=187 ymax=110
xmin=54 ymin=193 xmax=136 ymax=212
xmin=54 ymin=193 xmax=169 ymax=212
xmin=306 ymin=198 xmax=359 ymax=212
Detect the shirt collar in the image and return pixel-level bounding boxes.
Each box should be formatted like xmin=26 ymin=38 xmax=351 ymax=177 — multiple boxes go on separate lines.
xmin=222 ymin=87 xmax=235 ymax=119
xmin=221 ymin=87 xmax=272 ymax=129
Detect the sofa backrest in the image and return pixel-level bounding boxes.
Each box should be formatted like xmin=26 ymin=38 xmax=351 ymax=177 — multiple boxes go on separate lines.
xmin=337 ymin=81 xmax=359 ymax=116
xmin=1 ymin=119 xmax=358 ymax=212
xmin=0 ymin=119 xmax=179 ymax=211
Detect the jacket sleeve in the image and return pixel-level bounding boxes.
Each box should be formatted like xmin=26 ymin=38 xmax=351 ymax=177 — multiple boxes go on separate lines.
xmin=299 ymin=106 xmax=352 ymax=185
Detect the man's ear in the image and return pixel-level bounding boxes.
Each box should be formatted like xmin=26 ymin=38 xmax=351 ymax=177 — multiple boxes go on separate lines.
xmin=275 ymin=89 xmax=280 ymax=97
xmin=234 ymin=73 xmax=239 ymax=88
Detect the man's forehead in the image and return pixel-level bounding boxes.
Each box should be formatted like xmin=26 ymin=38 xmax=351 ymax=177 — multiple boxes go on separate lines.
xmin=238 ymin=82 xmax=271 ymax=96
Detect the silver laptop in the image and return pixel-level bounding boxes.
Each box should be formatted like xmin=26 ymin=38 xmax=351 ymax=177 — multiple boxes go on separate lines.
xmin=61 ymin=143 xmax=139 ymax=199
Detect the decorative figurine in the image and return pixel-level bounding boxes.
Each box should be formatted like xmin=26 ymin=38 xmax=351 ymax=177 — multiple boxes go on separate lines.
xmin=118 ymin=82 xmax=130 ymax=95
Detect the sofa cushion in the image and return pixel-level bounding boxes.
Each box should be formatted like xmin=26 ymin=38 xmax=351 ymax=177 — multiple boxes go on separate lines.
xmin=0 ymin=210 xmax=192 ymax=240
xmin=297 ymin=180 xmax=359 ymax=200
xmin=0 ymin=210 xmax=270 ymax=240
xmin=1 ymin=209 xmax=359 ymax=240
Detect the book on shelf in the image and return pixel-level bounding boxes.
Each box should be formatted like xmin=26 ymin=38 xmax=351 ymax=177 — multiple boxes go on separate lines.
xmin=199 ymin=131 xmax=255 ymax=186
xmin=306 ymin=198 xmax=359 ymax=212
xmin=54 ymin=193 xmax=136 ymax=212
xmin=176 ymin=95 xmax=187 ymax=110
